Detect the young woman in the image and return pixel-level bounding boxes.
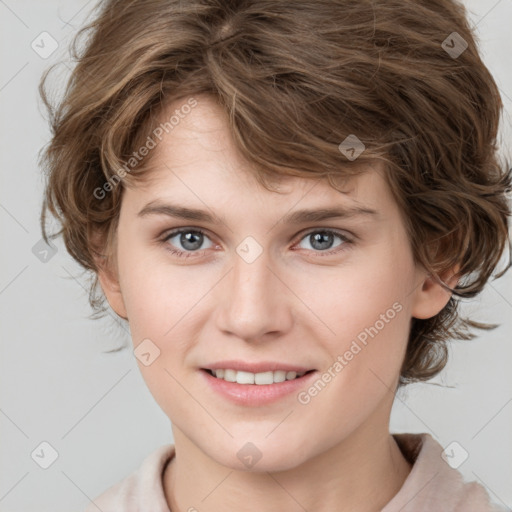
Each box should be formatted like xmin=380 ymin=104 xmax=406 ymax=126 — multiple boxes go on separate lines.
xmin=39 ymin=1 xmax=511 ymax=510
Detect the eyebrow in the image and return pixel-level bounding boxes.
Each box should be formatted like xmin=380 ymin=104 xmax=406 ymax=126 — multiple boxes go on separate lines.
xmin=137 ymin=201 xmax=379 ymax=224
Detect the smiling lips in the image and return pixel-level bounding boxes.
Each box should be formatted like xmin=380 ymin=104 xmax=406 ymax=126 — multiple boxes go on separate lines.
xmin=202 ymin=360 xmax=315 ymax=385
xmin=201 ymin=363 xmax=318 ymax=406
xmin=205 ymin=368 xmax=310 ymax=385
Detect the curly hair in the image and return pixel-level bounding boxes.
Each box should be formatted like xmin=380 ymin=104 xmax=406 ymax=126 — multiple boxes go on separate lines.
xmin=39 ymin=0 xmax=511 ymax=385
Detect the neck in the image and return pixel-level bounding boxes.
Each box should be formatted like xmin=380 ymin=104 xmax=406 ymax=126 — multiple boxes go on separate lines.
xmin=163 ymin=424 xmax=411 ymax=512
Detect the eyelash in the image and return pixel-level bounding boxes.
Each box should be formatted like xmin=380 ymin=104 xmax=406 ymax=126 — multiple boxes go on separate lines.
xmin=160 ymin=227 xmax=353 ymax=259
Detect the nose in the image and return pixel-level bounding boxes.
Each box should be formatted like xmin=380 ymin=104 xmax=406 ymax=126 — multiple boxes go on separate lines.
xmin=214 ymin=245 xmax=294 ymax=343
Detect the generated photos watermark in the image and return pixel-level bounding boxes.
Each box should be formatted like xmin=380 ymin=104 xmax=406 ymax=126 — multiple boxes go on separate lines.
xmin=297 ymin=301 xmax=403 ymax=405
xmin=93 ymin=97 xmax=198 ymax=200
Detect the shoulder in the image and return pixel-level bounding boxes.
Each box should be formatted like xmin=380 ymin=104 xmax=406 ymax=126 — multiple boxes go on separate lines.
xmin=83 ymin=444 xmax=175 ymax=512
xmin=383 ymin=433 xmax=509 ymax=512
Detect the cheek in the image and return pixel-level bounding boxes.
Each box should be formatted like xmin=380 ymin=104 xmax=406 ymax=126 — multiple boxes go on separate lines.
xmin=295 ymin=250 xmax=414 ymax=389
xmin=116 ymin=234 xmax=205 ymax=341
xmin=117 ymin=255 xmax=200 ymax=422
xmin=290 ymin=269 xmax=411 ymax=445
xmin=299 ymin=254 xmax=412 ymax=341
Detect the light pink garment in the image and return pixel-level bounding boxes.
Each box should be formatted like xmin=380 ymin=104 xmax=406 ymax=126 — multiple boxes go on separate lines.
xmin=84 ymin=433 xmax=509 ymax=511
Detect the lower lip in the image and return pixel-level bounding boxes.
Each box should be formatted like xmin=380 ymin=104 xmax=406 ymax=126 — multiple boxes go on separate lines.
xmin=200 ymin=369 xmax=318 ymax=406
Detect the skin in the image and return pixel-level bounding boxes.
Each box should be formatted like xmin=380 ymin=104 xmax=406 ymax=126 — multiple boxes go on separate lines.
xmin=98 ymin=95 xmax=456 ymax=512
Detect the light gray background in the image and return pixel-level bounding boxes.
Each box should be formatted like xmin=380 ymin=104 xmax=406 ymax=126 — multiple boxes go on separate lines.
xmin=0 ymin=1 xmax=511 ymax=511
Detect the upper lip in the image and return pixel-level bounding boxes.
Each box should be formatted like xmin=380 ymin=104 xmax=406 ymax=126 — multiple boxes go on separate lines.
xmin=201 ymin=360 xmax=315 ymax=373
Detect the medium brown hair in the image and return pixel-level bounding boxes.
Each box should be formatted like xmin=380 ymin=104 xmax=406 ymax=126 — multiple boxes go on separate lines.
xmin=39 ymin=0 xmax=511 ymax=385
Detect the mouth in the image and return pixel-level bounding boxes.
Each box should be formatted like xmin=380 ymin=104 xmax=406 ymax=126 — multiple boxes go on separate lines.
xmin=201 ymin=368 xmax=316 ymax=385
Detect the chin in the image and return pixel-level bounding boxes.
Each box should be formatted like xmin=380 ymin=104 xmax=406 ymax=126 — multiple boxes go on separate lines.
xmin=198 ymin=432 xmax=320 ymax=473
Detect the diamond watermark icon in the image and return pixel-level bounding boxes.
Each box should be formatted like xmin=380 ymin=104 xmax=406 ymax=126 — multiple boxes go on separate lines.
xmin=441 ymin=441 xmax=469 ymax=469
xmin=134 ymin=338 xmax=161 ymax=366
xmin=31 ymin=441 xmax=59 ymax=469
xmin=32 ymin=238 xmax=58 ymax=263
xmin=237 ymin=442 xmax=262 ymax=468
xmin=236 ymin=236 xmax=263 ymax=264
xmin=31 ymin=31 xmax=59 ymax=59
xmin=338 ymin=134 xmax=365 ymax=161
xmin=441 ymin=32 xmax=468 ymax=59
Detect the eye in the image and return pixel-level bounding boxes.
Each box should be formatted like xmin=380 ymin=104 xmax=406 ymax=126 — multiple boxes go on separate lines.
xmin=160 ymin=227 xmax=352 ymax=259
xmin=161 ymin=228 xmax=214 ymax=258
xmin=295 ymin=229 xmax=351 ymax=255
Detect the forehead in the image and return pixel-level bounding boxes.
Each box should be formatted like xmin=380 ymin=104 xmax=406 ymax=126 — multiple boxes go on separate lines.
xmin=124 ymin=94 xmax=394 ymax=219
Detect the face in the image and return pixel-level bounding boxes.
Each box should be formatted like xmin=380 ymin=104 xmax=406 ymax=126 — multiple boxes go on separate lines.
xmin=100 ymin=95 xmax=451 ymax=472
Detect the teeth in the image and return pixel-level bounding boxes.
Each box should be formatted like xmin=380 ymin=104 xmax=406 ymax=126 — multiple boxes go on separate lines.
xmin=224 ymin=369 xmax=236 ymax=382
xmin=236 ymin=371 xmax=255 ymax=384
xmin=272 ymin=370 xmax=286 ymax=383
xmin=210 ymin=369 xmax=307 ymax=385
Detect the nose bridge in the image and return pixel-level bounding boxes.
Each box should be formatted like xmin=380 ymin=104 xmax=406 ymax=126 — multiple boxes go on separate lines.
xmin=216 ymin=240 xmax=291 ymax=341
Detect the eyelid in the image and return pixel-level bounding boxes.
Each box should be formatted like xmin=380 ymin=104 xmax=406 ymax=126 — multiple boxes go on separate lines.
xmin=160 ymin=226 xmax=217 ymax=248
xmin=294 ymin=226 xmax=354 ymax=243
xmin=160 ymin=226 xmax=354 ymax=260
xmin=160 ymin=226 xmax=353 ymax=245
xmin=161 ymin=226 xmax=211 ymax=240
xmin=291 ymin=228 xmax=354 ymax=257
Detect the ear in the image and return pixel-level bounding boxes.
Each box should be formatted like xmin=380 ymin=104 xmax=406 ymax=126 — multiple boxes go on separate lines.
xmin=94 ymin=251 xmax=128 ymax=320
xmin=90 ymin=227 xmax=128 ymax=320
xmin=411 ymin=265 xmax=460 ymax=320
xmin=97 ymin=263 xmax=128 ymax=320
